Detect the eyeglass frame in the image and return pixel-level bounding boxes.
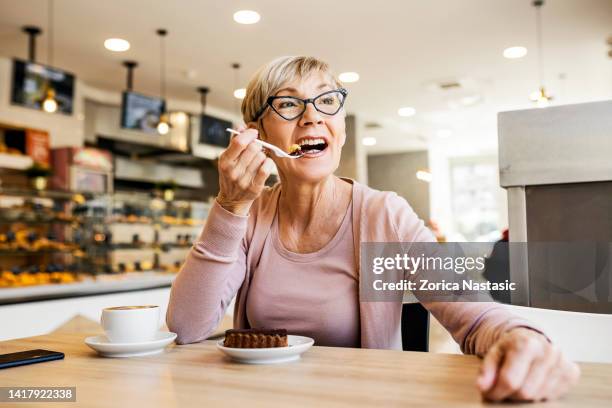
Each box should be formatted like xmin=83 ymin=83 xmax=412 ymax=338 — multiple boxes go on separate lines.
xmin=254 ymin=88 xmax=348 ymax=121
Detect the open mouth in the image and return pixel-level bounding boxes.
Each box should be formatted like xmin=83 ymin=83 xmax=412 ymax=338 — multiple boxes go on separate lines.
xmin=293 ymin=138 xmax=328 ymax=156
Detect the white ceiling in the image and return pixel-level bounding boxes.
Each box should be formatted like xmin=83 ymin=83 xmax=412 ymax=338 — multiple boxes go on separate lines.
xmin=1 ymin=0 xmax=611 ymax=154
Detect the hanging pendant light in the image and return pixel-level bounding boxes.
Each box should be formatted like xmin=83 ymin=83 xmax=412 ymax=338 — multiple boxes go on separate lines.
xmin=42 ymin=0 xmax=58 ymax=113
xmin=529 ymin=0 xmax=553 ymax=108
xmin=42 ymin=88 xmax=58 ymax=113
xmin=529 ymin=86 xmax=552 ymax=108
xmin=21 ymin=25 xmax=57 ymax=113
xmin=156 ymin=28 xmax=170 ymax=135
xmin=22 ymin=26 xmax=41 ymax=62
xmin=123 ymin=60 xmax=138 ymax=91
xmin=197 ymin=86 xmax=210 ymax=115
xmin=157 ymin=113 xmax=170 ymax=134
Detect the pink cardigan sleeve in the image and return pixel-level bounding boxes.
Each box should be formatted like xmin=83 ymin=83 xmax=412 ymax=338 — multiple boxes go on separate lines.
xmin=166 ymin=200 xmax=249 ymax=344
xmin=387 ymin=193 xmax=546 ymax=356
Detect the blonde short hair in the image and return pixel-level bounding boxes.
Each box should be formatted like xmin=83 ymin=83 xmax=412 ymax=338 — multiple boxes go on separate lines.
xmin=241 ymin=56 xmax=342 ymax=124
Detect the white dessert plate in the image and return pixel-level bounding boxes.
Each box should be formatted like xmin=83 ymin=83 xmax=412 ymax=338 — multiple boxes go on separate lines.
xmin=216 ymin=335 xmax=314 ymax=364
xmin=85 ymin=331 xmax=177 ymax=358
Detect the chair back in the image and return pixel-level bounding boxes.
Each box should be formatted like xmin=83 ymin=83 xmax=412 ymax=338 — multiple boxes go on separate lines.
xmin=401 ymin=303 xmax=429 ymax=352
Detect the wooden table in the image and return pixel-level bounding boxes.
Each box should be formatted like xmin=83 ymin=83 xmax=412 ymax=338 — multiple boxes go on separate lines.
xmin=0 ymin=332 xmax=610 ymax=407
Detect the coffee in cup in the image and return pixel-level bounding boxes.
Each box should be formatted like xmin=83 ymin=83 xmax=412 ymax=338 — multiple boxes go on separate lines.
xmin=101 ymin=305 xmax=160 ymax=343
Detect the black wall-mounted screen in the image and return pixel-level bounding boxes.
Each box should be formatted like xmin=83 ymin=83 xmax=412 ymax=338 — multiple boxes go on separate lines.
xmin=199 ymin=114 xmax=232 ymax=148
xmin=11 ymin=58 xmax=75 ymax=115
xmin=121 ymin=91 xmax=166 ymax=134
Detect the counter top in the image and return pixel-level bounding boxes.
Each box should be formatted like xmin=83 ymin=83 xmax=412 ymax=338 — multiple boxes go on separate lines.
xmin=0 ymin=332 xmax=610 ymax=407
xmin=0 ymin=271 xmax=175 ymax=304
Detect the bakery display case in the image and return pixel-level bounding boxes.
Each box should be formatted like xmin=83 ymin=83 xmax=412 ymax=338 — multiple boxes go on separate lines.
xmin=0 ymin=187 xmax=209 ymax=304
xmin=0 ymin=188 xmax=87 ymax=290
xmin=99 ymin=192 xmax=207 ymax=275
xmin=0 ymin=122 xmax=213 ymax=308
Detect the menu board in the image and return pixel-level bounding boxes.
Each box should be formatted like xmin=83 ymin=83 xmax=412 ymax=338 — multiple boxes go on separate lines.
xmin=11 ymin=58 xmax=75 ymax=115
xmin=120 ymin=91 xmax=166 ymax=134
xmin=199 ymin=114 xmax=232 ymax=148
xmin=25 ymin=129 xmax=50 ymax=167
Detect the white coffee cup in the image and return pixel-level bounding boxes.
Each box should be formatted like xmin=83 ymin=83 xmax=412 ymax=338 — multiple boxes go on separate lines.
xmin=101 ymin=305 xmax=160 ymax=343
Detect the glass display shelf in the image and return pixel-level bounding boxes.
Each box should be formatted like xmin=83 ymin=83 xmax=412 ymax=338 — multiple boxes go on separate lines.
xmin=0 ymin=216 xmax=80 ymax=225
xmin=0 ymin=248 xmax=81 ymax=256
xmin=0 ymin=187 xmax=99 ymax=201
xmin=0 ymin=187 xmax=207 ymax=301
xmin=0 ymin=270 xmax=176 ymax=305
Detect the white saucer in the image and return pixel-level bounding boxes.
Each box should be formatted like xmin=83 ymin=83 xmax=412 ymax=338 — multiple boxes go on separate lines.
xmin=216 ymin=335 xmax=314 ymax=364
xmin=85 ymin=331 xmax=177 ymax=358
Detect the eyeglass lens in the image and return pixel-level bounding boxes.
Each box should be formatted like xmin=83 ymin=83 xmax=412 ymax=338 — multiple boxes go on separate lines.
xmin=271 ymin=90 xmax=345 ymax=120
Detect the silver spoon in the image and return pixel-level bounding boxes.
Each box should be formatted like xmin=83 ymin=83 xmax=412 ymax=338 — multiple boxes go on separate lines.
xmin=226 ymin=128 xmax=303 ymax=159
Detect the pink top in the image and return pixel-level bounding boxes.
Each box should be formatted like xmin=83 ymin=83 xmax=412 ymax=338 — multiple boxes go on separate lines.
xmin=246 ymin=196 xmax=360 ymax=347
xmin=167 ymin=178 xmax=544 ymax=355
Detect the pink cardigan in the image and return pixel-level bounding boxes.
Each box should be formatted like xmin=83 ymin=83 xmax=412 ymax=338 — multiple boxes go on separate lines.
xmin=166 ymin=179 xmax=539 ymax=355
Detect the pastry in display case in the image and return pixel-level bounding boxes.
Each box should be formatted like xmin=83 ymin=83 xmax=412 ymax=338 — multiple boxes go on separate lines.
xmin=0 ymin=132 xmax=210 ymax=303
xmin=0 ymin=264 xmax=78 ymax=287
xmin=155 ymin=199 xmax=208 ymax=273
xmin=157 ymin=226 xmax=199 ymax=246
xmin=0 ymin=172 xmax=210 ymax=303
xmin=0 ymin=229 xmax=79 ymax=252
xmin=0 ymin=188 xmax=88 ymax=290
xmin=107 ymin=223 xmax=156 ymax=245
xmin=83 ymin=192 xmax=208 ymax=276
xmin=92 ymin=193 xmax=157 ymax=275
xmin=158 ymin=247 xmax=190 ymax=274
xmin=109 ymin=248 xmax=156 ymax=273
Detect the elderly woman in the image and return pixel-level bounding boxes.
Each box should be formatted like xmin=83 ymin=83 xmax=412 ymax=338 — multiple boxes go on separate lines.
xmin=166 ymin=56 xmax=579 ymax=402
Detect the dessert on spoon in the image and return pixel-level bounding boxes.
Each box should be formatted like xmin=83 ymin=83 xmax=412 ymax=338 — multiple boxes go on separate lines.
xmin=226 ymin=128 xmax=303 ymax=159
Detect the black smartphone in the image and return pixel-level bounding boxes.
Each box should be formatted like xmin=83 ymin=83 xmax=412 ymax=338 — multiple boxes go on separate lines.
xmin=0 ymin=349 xmax=64 ymax=369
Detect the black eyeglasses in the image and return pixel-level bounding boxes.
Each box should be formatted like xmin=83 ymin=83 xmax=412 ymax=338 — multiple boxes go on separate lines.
xmin=255 ymin=88 xmax=348 ymax=121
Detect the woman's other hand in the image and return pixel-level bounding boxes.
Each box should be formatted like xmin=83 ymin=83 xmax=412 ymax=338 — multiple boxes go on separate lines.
xmin=216 ymin=127 xmax=275 ymax=216
xmin=477 ymin=327 xmax=580 ymax=402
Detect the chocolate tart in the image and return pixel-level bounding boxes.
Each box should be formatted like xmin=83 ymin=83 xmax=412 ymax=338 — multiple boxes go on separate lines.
xmin=223 ymin=328 xmax=288 ymax=348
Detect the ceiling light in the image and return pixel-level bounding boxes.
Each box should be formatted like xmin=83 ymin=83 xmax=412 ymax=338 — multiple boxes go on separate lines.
xmin=362 ymin=137 xmax=377 ymax=146
xmin=503 ymin=46 xmax=527 ymax=59
xmin=233 ymin=10 xmax=261 ymax=24
xmin=234 ymin=88 xmax=246 ymax=99
xmin=416 ymin=170 xmax=433 ymax=183
xmin=104 ymin=38 xmax=130 ymax=52
xmin=460 ymin=94 xmax=482 ymax=106
xmin=398 ymin=107 xmax=416 ymax=117
xmin=339 ymin=72 xmax=359 ymax=83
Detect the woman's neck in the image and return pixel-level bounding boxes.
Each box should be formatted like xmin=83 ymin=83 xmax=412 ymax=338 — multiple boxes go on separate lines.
xmin=278 ymin=175 xmax=351 ymax=234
